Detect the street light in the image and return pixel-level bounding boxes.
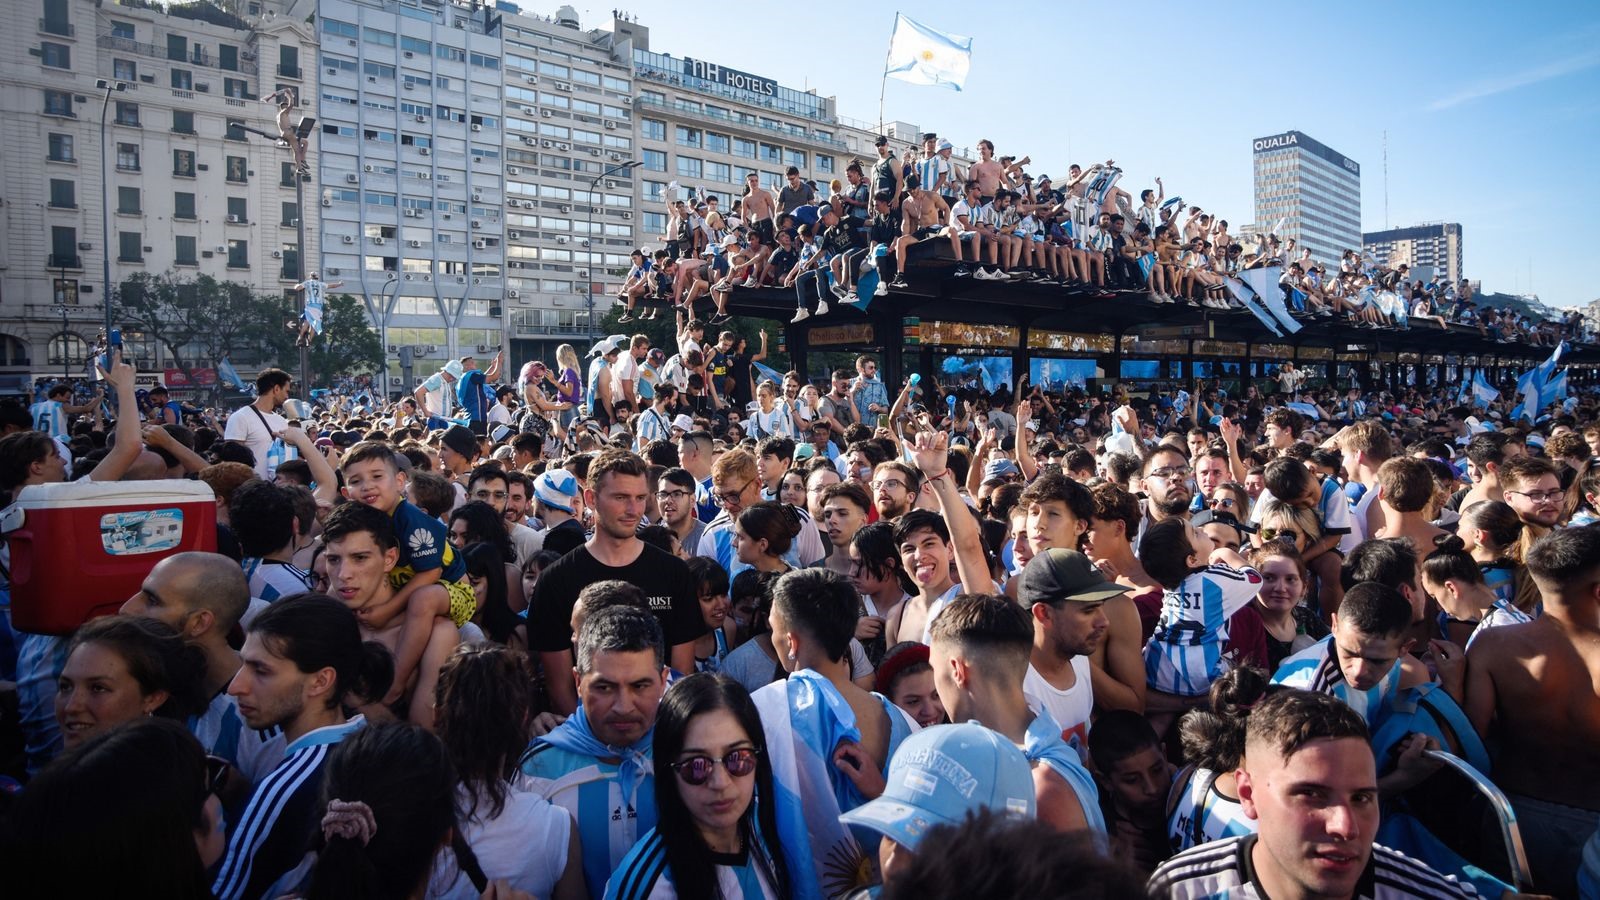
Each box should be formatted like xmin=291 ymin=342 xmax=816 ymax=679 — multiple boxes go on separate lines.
xmin=51 ymin=263 xmax=70 ymax=382
xmin=95 ymin=79 xmax=127 ymax=353
xmin=585 ymin=159 xmax=641 ymax=341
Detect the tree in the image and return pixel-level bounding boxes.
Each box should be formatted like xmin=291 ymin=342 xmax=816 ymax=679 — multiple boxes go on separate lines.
xmin=116 ymin=271 xmax=295 ymax=383
xmin=308 ymin=293 xmax=385 ymax=382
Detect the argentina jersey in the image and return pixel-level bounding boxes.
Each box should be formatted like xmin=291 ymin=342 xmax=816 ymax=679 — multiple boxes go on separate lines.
xmin=29 ymin=400 xmax=67 ymax=440
xmin=1166 ymin=766 xmax=1257 ymax=853
xmin=1465 ymin=597 xmax=1534 ymax=650
xmin=696 ymin=508 xmax=822 ymax=580
xmin=1479 ymin=561 xmax=1516 ymax=606
xmin=521 ymin=742 xmax=660 ymax=900
xmin=241 ymin=558 xmax=312 ymax=603
xmin=1143 ymin=564 xmax=1263 ymax=696
xmin=189 ymin=690 xmax=283 ymax=785
xmin=1272 ymin=635 xmax=1403 ymax=728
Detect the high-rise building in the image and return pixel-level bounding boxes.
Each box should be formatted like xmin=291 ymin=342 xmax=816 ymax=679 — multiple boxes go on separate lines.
xmin=0 ymin=0 xmax=319 ymax=393
xmin=1362 ymin=223 xmax=1463 ymax=284
xmin=1251 ymin=130 xmax=1361 ymax=267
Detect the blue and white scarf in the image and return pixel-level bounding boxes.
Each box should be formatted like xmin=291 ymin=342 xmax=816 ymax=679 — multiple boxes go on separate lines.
xmin=540 ymin=704 xmax=654 ymax=810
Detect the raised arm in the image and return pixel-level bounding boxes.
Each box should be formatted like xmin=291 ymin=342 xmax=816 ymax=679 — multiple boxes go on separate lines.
xmin=281 ymin=425 xmax=340 ymax=506
xmin=912 ymin=430 xmax=989 ymax=593
xmin=141 ymin=423 xmax=208 ymax=474
xmin=1014 ymin=381 xmax=1038 ymax=481
xmin=88 ymin=351 xmax=143 ymax=483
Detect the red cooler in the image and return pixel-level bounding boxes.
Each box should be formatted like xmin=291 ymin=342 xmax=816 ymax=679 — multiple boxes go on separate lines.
xmin=2 ymin=481 xmax=217 ymax=634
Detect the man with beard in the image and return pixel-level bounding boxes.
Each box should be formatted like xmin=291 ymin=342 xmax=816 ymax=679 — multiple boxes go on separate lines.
xmin=871 ymin=460 xmax=921 ymax=521
xmin=1134 ymin=444 xmax=1194 ymax=553
xmin=1023 ymin=549 xmax=1129 ymax=758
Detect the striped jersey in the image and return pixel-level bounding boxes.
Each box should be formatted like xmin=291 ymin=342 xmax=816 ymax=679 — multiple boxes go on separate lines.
xmin=241 ymin=558 xmax=312 ymax=603
xmin=634 ymin=406 xmax=672 ymax=450
xmin=1478 ymin=561 xmax=1516 ymax=607
xmin=1166 ymin=766 xmax=1256 ymax=854
xmin=189 ymin=689 xmax=283 ymax=784
xmin=1143 ymin=564 xmax=1263 ymax=696
xmin=29 ymin=400 xmax=67 ymax=439
xmin=696 ymin=506 xmax=825 ymax=581
xmin=1272 ymin=636 xmax=1403 ymax=728
xmin=1464 ymin=598 xmax=1534 ymax=650
xmin=212 ymin=715 xmax=366 ymax=900
xmin=1250 ymin=481 xmax=1356 ymax=554
xmin=1147 ymin=834 xmax=1477 ymax=899
xmin=519 ymin=741 xmax=660 ymax=900
xmin=604 ymin=826 xmax=781 ymax=900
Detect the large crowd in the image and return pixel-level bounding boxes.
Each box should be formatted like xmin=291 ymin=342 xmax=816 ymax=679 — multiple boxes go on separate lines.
xmin=2 ymin=135 xmax=1600 ymax=900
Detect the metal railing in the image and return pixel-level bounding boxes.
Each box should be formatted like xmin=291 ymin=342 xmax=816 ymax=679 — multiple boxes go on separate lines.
xmin=96 ymin=33 xmax=259 ymax=77
xmin=634 ymin=94 xmax=847 ymax=151
xmin=46 ymin=254 xmax=82 ymax=269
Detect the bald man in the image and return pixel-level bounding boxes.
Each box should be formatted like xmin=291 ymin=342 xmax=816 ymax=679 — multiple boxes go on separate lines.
xmin=121 ymin=552 xmax=280 ymax=782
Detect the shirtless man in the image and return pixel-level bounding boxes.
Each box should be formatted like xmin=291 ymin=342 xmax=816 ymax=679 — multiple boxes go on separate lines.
xmin=968 ymin=139 xmax=1004 ymax=202
xmin=902 ymin=174 xmax=962 ymax=267
xmin=740 ymin=172 xmax=776 ymax=246
xmin=320 ymin=502 xmax=460 ymax=730
xmin=886 ymin=431 xmax=992 ymax=645
xmin=261 ymin=88 xmax=309 ymax=176
xmin=1466 ymin=526 xmax=1600 ymax=897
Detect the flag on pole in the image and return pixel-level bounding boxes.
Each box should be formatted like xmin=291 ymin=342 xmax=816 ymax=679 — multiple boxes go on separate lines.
xmin=1470 ymin=370 xmax=1498 ymax=407
xmin=1510 ymin=341 xmax=1568 ymax=422
xmin=1548 ymin=368 xmax=1568 ymax=402
xmin=885 ymin=14 xmax=973 ymax=91
xmin=216 ymin=354 xmax=251 ymax=393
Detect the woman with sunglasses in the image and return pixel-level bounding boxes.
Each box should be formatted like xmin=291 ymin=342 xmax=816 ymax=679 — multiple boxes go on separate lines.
xmin=606 ymin=673 xmax=790 ymax=900
xmin=1207 ymin=481 xmax=1251 ymax=522
xmin=1250 ymin=498 xmax=1321 ymax=557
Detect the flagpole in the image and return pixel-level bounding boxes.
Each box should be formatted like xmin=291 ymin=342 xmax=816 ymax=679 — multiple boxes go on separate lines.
xmin=878 ymin=12 xmax=898 ymax=135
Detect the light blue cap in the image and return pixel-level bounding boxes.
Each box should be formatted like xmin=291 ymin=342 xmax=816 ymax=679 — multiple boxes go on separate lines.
xmin=838 ymin=722 xmax=1034 ymax=850
xmin=534 ymin=468 xmax=580 ymax=513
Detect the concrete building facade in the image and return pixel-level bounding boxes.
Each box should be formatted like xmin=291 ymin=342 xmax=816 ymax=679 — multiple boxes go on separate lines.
xmin=1251 ymin=129 xmax=1361 ymax=268
xmin=1363 ymin=222 xmax=1463 ymax=285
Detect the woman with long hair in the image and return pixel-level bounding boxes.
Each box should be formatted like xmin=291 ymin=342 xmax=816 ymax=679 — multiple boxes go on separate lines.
xmin=733 ymin=502 xmax=801 ymax=576
xmin=2 ymin=718 xmax=224 ymax=899
xmin=1457 ymin=500 xmax=1524 ymax=607
xmin=606 ymin=673 xmax=789 ymax=900
xmin=548 ymin=344 xmax=584 ymax=428
xmin=1251 ymin=497 xmax=1322 ymax=557
xmin=1562 ymin=456 xmax=1600 ymax=527
xmin=1168 ymin=668 xmax=1281 ymax=853
xmin=1422 ymin=534 xmax=1532 ymax=649
xmin=54 ymin=615 xmax=207 ymax=751
xmin=777 ymin=468 xmax=808 ymax=509
xmin=431 ymin=645 xmax=586 ymax=900
xmin=463 ymin=542 xmax=519 ymax=646
xmin=519 ymin=360 xmax=574 ymax=431
xmin=686 ymin=556 xmax=737 ymax=673
xmin=1227 ymin=544 xmax=1326 ymax=672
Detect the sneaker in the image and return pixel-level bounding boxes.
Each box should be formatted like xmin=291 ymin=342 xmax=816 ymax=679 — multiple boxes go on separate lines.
xmin=790 ymin=308 xmax=810 ymax=323
xmin=710 ymin=312 xmax=731 ymax=325
xmin=815 ymin=300 xmax=830 ymax=316
xmin=994 ymin=270 xmax=1016 ymax=282
xmin=830 ymin=284 xmax=850 ymax=300
xmin=889 ymin=276 xmax=910 ymax=289
xmin=843 ymin=293 xmax=860 ymax=306
xmin=953 ymin=266 xmax=971 ymax=278
xmin=741 ymin=277 xmax=759 ymax=289
xmin=617 ymin=313 xmax=634 ymax=323
xmin=712 ymin=279 xmax=733 ymax=292
xmin=875 ymin=282 xmax=889 ymax=297
xmin=972 ymin=269 xmax=994 ymax=281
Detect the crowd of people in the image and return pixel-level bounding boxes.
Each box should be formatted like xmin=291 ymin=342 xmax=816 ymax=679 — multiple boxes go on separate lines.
xmin=628 ymin=133 xmax=1593 ymax=349
xmin=2 ymin=324 xmax=1599 ymax=899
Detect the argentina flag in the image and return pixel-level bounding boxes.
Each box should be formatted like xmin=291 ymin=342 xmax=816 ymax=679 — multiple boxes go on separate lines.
xmin=1510 ymin=341 xmax=1567 ymax=421
xmin=886 ymin=15 xmax=973 ymax=91
xmin=1470 ymin=370 xmax=1498 ymax=407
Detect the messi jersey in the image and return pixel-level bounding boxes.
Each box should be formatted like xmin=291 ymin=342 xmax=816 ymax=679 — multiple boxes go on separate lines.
xmin=1144 ymin=564 xmax=1263 ymax=696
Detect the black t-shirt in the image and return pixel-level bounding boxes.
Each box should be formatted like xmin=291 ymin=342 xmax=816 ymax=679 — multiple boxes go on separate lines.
xmin=729 ymin=353 xmax=756 ymax=408
xmin=529 ymin=543 xmax=703 ymax=653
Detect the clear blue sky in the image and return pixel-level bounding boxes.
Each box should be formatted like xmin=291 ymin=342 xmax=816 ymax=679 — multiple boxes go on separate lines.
xmin=556 ymin=0 xmax=1600 ymax=308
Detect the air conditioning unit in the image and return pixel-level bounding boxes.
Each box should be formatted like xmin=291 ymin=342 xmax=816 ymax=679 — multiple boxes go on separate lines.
xmin=557 ymin=143 xmax=569 ymax=152
xmin=471 ymin=124 xmax=481 ymax=132
xmin=608 ymin=152 xmax=623 ymax=161
xmin=456 ymin=276 xmax=466 ymax=284
xmin=363 ymin=164 xmax=375 ymax=173
xmin=387 ymin=344 xmax=399 ymax=352
xmin=321 ymin=199 xmax=332 ymax=207
xmin=556 ymin=235 xmax=568 ymax=244
xmin=372 ymin=236 xmax=386 ymax=245
xmin=559 ymin=204 xmax=571 ymax=213
xmin=473 ymin=277 xmax=483 ymax=285
xmin=415 ymin=115 xmax=426 ymax=123
xmin=403 ymin=51 xmax=414 ymax=58
xmin=341 ymin=235 xmax=355 ymax=244
xmin=556 ymin=82 xmax=572 ymax=92
xmin=589 ymin=148 xmax=600 ymax=156
xmin=407 ymin=239 xmax=421 ymax=248
xmin=622 ymin=211 xmax=633 ymax=220
xmin=226 ymin=214 xmax=243 ymax=224
xmin=426 ymin=345 xmax=438 ymax=353
xmin=423 ymin=274 xmax=432 ymax=281
xmin=327 ymin=67 xmax=338 ymax=76
xmin=472 ymin=192 xmax=483 ymax=202
xmin=473 ymin=239 xmax=486 ymax=249
xmin=508 ymin=289 xmax=519 ymax=298
xmin=420 ymin=172 xmax=432 ymax=180
xmin=215 ymin=245 xmax=227 ymax=253
xmin=403 ymin=82 xmax=414 ymax=91
xmin=470 ymin=219 xmax=482 ymax=228
xmin=521 ymin=106 xmax=535 ymax=115
xmin=606 ymin=180 xmax=617 ymax=189
xmin=404 ymin=209 xmax=419 ymax=218
xmin=345 ymin=173 xmax=359 ymax=183
xmin=540 ymin=109 xmax=552 ymax=118
xmin=508 ymin=230 xmax=520 ymax=239
xmin=507 ymin=166 xmax=521 ymax=175
xmin=418 ymin=147 xmax=431 ymax=156
xmin=327 ymin=268 xmax=341 ymax=276
xmin=524 ymin=75 xmax=538 ymax=85
xmin=541 ymin=140 xmax=553 ymax=148
xmin=271 ymin=250 xmax=282 ymax=259
xmin=604 ymin=120 xmax=617 ymax=130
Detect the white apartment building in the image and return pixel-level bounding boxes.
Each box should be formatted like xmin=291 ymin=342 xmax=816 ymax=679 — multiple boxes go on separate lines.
xmin=1252 ymin=130 xmax=1361 ymax=267
xmin=314 ymin=0 xmax=513 ymax=393
xmin=0 ymin=0 xmax=319 ymax=393
xmin=1363 ymin=222 xmax=1464 ymax=285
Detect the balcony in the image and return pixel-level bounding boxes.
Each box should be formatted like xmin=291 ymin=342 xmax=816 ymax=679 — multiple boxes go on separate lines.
xmin=96 ymin=33 xmax=258 ymax=77
xmin=633 ymin=94 xmax=846 ymax=151
xmin=47 ymin=254 xmax=82 ymax=269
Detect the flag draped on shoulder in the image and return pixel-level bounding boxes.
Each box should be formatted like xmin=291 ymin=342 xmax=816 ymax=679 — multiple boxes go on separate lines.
xmin=885 ymin=14 xmax=973 ymax=91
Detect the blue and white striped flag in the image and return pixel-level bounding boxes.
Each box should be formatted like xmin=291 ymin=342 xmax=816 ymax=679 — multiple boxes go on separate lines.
xmin=753 ymin=671 xmax=871 ymax=900
xmin=1548 ymin=368 xmax=1568 ymax=402
xmin=886 ymin=14 xmax=973 ymax=91
xmin=752 ymin=360 xmax=785 ymax=387
xmin=1510 ymin=341 xmax=1568 ymax=422
xmin=216 ymin=354 xmax=251 ymax=393
xmin=1470 ymin=370 xmax=1498 ymax=407
xmin=1285 ymin=401 xmax=1321 ymax=420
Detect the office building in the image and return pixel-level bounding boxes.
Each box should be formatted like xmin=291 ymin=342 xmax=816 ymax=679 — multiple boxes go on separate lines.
xmin=1251 ymin=130 xmax=1361 ymax=267
xmin=1363 ymin=222 xmax=1463 ymax=284
xmin=0 ymin=0 xmax=319 ymax=392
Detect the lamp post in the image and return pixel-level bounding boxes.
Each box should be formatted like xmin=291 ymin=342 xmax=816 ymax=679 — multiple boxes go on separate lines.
xmin=379 ymin=271 xmax=400 ymax=399
xmin=584 ymin=159 xmax=641 ymax=341
xmin=50 ymin=264 xmax=70 ymax=382
xmin=95 ymin=79 xmax=127 ymax=351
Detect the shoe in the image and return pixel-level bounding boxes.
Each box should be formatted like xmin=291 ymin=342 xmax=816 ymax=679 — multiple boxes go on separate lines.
xmin=712 ymin=279 xmax=732 ymax=292
xmin=741 ymin=277 xmax=758 ymax=288
xmin=889 ymin=277 xmax=909 ymax=289
xmin=994 ymin=270 xmax=1015 ymax=281
xmin=953 ymin=266 xmax=971 ymax=278
xmin=1148 ymin=294 xmax=1166 ymax=305
xmin=617 ymin=313 xmax=633 ymax=323
xmin=843 ymin=293 xmax=860 ymax=306
xmin=972 ymin=269 xmax=994 ymax=281
xmin=875 ymin=282 xmax=889 ymax=297
xmin=790 ymin=308 xmax=810 ymax=323
xmin=815 ymin=300 xmax=830 ymax=316
xmin=830 ymin=284 xmax=849 ymax=300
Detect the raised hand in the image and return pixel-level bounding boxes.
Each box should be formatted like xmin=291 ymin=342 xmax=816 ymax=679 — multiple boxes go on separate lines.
xmin=909 ymin=428 xmax=950 ymax=478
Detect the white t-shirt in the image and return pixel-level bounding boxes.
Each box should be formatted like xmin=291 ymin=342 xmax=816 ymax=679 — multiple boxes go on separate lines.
xmin=488 ymin=402 xmax=515 ymax=428
xmin=509 ymin=522 xmax=543 ymax=567
xmin=427 ymin=781 xmax=573 ymax=900
xmin=949 ymin=199 xmax=978 ymax=233
xmin=1023 ymin=657 xmax=1094 ymax=761
xmin=223 ymin=404 xmax=287 ymax=479
xmin=612 ymin=352 xmax=640 ymax=402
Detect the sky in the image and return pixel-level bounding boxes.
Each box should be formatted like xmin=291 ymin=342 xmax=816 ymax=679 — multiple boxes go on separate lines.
xmin=550 ymin=0 xmax=1600 ymax=308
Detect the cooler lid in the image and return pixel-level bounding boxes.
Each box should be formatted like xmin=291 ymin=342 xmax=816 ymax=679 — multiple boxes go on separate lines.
xmin=13 ymin=479 xmax=216 ymax=509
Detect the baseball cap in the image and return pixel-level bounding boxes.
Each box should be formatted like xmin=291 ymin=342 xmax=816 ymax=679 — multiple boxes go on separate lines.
xmin=534 ymin=468 xmax=581 ymax=514
xmin=874 ymin=135 xmax=889 ymax=147
xmin=588 ymin=334 xmax=627 ymax=357
xmin=442 ymin=359 xmax=465 ymax=378
xmin=793 ymin=442 xmax=816 ymax=461
xmin=937 ymin=139 xmax=953 ymax=152
xmin=816 ymin=203 xmax=838 ymax=219
xmin=839 ymin=723 xmax=1035 ymax=851
xmin=1020 ymin=548 xmax=1131 ymax=606
xmin=982 ymin=459 xmax=1020 ymax=481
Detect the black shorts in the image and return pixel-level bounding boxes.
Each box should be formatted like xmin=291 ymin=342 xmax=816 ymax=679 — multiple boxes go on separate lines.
xmin=666 ymin=240 xmax=681 ymax=260
xmin=752 ymin=219 xmax=776 ymax=244
xmin=914 ymin=226 xmax=942 ymax=240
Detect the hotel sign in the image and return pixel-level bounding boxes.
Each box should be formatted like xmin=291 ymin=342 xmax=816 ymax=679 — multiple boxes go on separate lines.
xmin=683 ymin=58 xmax=777 ymax=97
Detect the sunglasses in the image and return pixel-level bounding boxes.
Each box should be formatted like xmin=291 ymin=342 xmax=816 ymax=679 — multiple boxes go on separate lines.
xmin=1210 ymin=497 xmax=1235 ymax=509
xmin=1260 ymin=528 xmax=1300 ymax=542
xmin=670 ymin=748 xmax=760 ymax=785
xmin=205 ymin=755 xmax=232 ymax=796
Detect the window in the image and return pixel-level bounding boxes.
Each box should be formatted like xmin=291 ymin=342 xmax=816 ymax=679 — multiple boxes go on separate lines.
xmin=224 ymin=117 xmax=246 ymax=140
xmin=280 ymin=162 xmax=296 ymax=186
xmin=114 ymin=101 xmax=139 ymax=127
xmin=733 ymin=138 xmax=756 ymax=159
xmin=171 ymin=68 xmax=193 ymax=91
xmin=707 ymin=162 xmax=732 ymax=183
xmin=117 ymin=186 xmax=140 ymax=214
xmin=760 ymin=143 xmax=781 ymax=163
xmin=277 ymin=46 xmax=299 ymax=78
xmin=676 ymin=157 xmax=702 ymax=179
xmin=49 ymin=226 xmax=78 ymax=268
xmin=48 ymin=179 xmax=75 ymax=209
xmin=173 ymin=149 xmax=195 ymax=177
xmin=48 ymin=334 xmax=89 ymax=368
xmin=116 ymin=143 xmax=140 ymax=171
xmin=643 ymin=180 xmax=666 ymax=202
xmin=706 ymin=132 xmax=730 ymax=155
xmin=172 ymin=110 xmax=194 ymax=134
xmin=167 ymin=34 xmax=187 ymax=61
xmin=227 ymin=197 xmax=247 ymax=221
xmin=469 ymin=52 xmax=499 ymax=70
xmin=226 ymin=156 xmax=247 ymax=183
xmin=675 ymin=126 xmax=701 ymax=148
xmin=218 ymin=44 xmax=238 ymax=71
xmin=816 ymin=155 xmax=834 ymax=174
xmin=401 ymin=36 xmax=431 ymax=54
xmin=110 ymin=20 xmax=134 ymax=40
xmin=43 ymin=89 xmax=73 ymax=117
xmin=785 ymin=149 xmax=806 ymax=169
xmin=641 ymin=118 xmax=665 ymax=141
xmin=223 ymin=78 xmax=249 ymax=99
xmin=173 ymin=236 xmax=198 ymax=266
xmin=227 ymin=240 xmax=249 ymax=268
xmin=435 ymin=45 xmax=465 ymax=63
xmin=642 ymin=211 xmax=666 ymax=235
xmin=41 ymin=0 xmax=70 ymax=35
xmin=642 ymin=149 xmax=666 ymax=172
xmin=321 ymin=18 xmax=357 ymax=40
xmin=41 ymin=42 xmax=70 ymax=68
xmin=281 ymin=202 xmax=298 ymax=226
xmin=48 ymin=132 xmax=73 ymax=161
xmin=173 ymin=192 xmax=196 ymax=220
xmin=363 ymin=61 xmax=395 ymax=80
xmin=363 ymin=27 xmax=395 ymax=47
xmin=118 ymin=231 xmax=143 ymax=263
